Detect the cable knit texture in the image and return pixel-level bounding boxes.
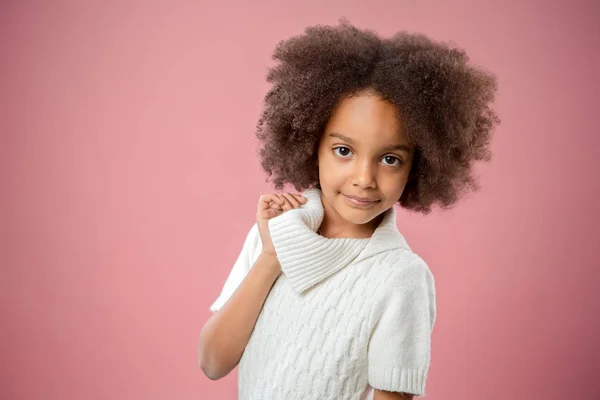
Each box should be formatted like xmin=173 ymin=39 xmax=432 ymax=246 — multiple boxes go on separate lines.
xmin=209 ymin=187 xmax=436 ymax=399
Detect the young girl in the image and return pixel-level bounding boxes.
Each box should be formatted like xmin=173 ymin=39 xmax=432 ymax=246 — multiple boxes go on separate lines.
xmin=199 ymin=19 xmax=499 ymax=400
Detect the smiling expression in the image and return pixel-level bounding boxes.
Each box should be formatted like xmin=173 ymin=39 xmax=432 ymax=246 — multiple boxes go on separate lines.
xmin=316 ymin=89 xmax=415 ymax=237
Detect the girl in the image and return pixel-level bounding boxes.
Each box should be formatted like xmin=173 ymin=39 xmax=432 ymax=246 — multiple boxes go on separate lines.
xmin=199 ymin=19 xmax=499 ymax=400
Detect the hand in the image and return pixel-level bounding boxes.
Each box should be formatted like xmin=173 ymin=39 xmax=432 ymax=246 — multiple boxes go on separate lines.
xmin=256 ymin=193 xmax=307 ymax=257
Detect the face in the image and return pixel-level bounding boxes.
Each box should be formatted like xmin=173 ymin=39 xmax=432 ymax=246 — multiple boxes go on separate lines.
xmin=316 ymin=89 xmax=414 ymax=235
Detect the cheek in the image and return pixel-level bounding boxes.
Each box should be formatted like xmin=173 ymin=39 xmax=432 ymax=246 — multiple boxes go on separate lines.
xmin=380 ymin=172 xmax=409 ymax=197
xmin=319 ymin=155 xmax=346 ymax=179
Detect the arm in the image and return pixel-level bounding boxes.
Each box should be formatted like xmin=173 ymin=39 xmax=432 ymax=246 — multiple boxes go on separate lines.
xmin=198 ymin=252 xmax=281 ymax=380
xmin=373 ymin=389 xmax=414 ymax=400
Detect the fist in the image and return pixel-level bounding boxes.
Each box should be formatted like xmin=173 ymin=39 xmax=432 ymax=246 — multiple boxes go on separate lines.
xmin=256 ymin=193 xmax=307 ymax=256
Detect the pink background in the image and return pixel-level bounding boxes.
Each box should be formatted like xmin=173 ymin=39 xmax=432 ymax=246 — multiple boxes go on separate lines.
xmin=1 ymin=1 xmax=598 ymax=399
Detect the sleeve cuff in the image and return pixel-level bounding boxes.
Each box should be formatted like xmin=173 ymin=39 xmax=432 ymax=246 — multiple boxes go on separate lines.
xmin=368 ymin=365 xmax=429 ymax=396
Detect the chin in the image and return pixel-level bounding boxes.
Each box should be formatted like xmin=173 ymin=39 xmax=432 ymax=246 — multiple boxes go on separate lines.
xmin=335 ymin=198 xmax=383 ymax=225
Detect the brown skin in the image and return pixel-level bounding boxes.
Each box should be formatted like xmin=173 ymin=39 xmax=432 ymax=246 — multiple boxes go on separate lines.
xmin=316 ymin=88 xmax=414 ymax=239
xmin=374 ymin=390 xmax=414 ymax=400
xmin=199 ymin=252 xmax=281 ymax=380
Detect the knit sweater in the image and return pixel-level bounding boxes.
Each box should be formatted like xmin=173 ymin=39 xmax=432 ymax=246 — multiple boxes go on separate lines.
xmin=209 ymin=187 xmax=436 ymax=399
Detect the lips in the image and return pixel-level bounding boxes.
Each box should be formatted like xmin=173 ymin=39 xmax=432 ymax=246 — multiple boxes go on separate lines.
xmin=342 ymin=194 xmax=381 ymax=208
xmin=344 ymin=194 xmax=380 ymax=203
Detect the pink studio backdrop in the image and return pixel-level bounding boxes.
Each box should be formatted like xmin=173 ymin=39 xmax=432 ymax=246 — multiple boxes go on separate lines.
xmin=1 ymin=1 xmax=598 ymax=399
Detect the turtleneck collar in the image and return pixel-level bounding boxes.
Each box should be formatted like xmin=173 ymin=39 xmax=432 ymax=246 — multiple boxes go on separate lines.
xmin=267 ymin=187 xmax=411 ymax=294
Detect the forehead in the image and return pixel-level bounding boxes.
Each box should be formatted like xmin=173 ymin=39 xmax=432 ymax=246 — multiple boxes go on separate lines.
xmin=324 ymin=93 xmax=409 ymax=145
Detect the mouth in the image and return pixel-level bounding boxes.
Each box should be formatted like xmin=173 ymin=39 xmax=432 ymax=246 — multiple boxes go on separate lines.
xmin=342 ymin=194 xmax=381 ymax=208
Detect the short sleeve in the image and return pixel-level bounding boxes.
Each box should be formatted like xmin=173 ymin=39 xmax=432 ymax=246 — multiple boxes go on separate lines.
xmin=209 ymin=223 xmax=262 ymax=313
xmin=367 ymin=256 xmax=437 ymax=396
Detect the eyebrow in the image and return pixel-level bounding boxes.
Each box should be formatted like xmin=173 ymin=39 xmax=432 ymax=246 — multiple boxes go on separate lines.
xmin=327 ymin=132 xmax=411 ymax=153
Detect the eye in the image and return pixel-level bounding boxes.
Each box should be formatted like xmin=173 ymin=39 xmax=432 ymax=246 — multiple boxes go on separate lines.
xmin=333 ymin=146 xmax=353 ymax=158
xmin=382 ymin=155 xmax=402 ymax=167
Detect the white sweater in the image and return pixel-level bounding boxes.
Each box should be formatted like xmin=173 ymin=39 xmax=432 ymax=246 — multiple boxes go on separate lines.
xmin=209 ymin=187 xmax=436 ymax=399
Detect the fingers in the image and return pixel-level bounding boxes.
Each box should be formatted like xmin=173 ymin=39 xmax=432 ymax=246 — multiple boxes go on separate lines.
xmin=280 ymin=193 xmax=308 ymax=211
xmin=280 ymin=193 xmax=297 ymax=210
xmin=258 ymin=193 xmax=307 ymax=214
xmin=258 ymin=194 xmax=285 ymax=212
xmin=295 ymin=193 xmax=308 ymax=203
xmin=270 ymin=194 xmax=285 ymax=211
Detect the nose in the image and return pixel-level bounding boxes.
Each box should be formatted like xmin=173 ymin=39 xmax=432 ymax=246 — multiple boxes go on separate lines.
xmin=352 ymin=159 xmax=377 ymax=189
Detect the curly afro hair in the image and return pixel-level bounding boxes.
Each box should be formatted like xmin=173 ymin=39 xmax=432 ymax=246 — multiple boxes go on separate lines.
xmin=255 ymin=18 xmax=500 ymax=214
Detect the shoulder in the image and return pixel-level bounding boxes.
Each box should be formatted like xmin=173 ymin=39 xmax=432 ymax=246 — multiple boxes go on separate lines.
xmin=245 ymin=222 xmax=263 ymax=262
xmin=238 ymin=221 xmax=260 ymax=247
xmin=369 ymin=250 xmax=437 ymax=329
xmin=395 ymin=252 xmax=434 ymax=284
xmin=376 ymin=248 xmax=433 ymax=280
xmin=374 ymin=249 xmax=435 ymax=297
xmin=247 ymin=222 xmax=260 ymax=242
